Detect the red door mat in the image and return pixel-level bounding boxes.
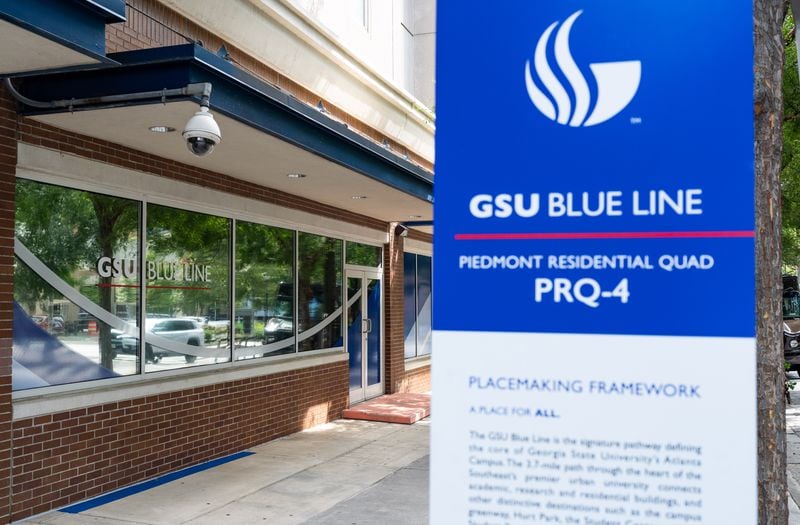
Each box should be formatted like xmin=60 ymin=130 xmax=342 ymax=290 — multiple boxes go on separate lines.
xmin=343 ymin=393 xmax=431 ymax=424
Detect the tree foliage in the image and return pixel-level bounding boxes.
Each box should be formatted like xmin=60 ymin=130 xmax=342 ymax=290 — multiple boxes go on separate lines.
xmin=14 ymin=181 xmax=137 ymax=309
xmin=783 ymin=10 xmax=800 ymax=265
xmin=15 ymin=181 xmax=139 ymax=369
xmin=235 ymin=221 xmax=293 ymax=314
xmin=145 ymin=204 xmax=229 ymax=318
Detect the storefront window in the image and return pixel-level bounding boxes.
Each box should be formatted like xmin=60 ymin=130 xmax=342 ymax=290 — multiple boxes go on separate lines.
xmin=404 ymin=253 xmax=417 ymax=359
xmin=14 ymin=179 xmax=140 ymax=390
xmin=298 ymin=233 xmax=342 ymax=352
xmin=416 ymin=255 xmax=432 ymax=356
xmin=13 ymin=179 xmax=357 ymax=390
xmin=404 ymin=252 xmax=432 ymax=359
xmin=345 ymin=241 xmax=382 ymax=267
xmin=235 ymin=220 xmax=295 ymax=358
xmin=145 ymin=204 xmax=230 ymax=371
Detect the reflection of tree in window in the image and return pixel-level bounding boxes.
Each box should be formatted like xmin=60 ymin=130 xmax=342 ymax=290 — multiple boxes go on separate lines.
xmin=298 ymin=233 xmax=342 ymax=352
xmin=345 ymin=241 xmax=381 ymax=267
xmin=146 ymin=205 xmax=229 ymax=319
xmin=92 ymin=195 xmax=139 ymax=368
xmin=785 ymin=290 xmax=800 ymax=318
xmin=235 ymin=221 xmax=294 ymax=354
xmin=15 ymin=180 xmax=139 ymax=370
xmin=146 ymin=205 xmax=230 ymax=365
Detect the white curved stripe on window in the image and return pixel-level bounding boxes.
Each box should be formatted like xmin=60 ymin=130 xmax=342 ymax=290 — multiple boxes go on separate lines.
xmin=17 ymin=237 xmax=228 ymax=359
xmin=15 ymin=238 xmax=137 ymax=335
xmin=17 ymin=237 xmax=356 ymax=360
xmin=232 ymin=289 xmax=359 ymax=358
xmin=146 ymin=333 xmax=230 ymax=359
xmin=233 ymin=336 xmax=296 ymax=359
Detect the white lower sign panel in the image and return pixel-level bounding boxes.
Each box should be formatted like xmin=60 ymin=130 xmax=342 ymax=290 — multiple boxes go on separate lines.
xmin=430 ymin=331 xmax=756 ymax=524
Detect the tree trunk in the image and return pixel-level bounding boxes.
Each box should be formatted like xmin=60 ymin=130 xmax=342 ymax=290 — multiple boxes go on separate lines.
xmin=97 ymin=234 xmax=115 ymax=370
xmin=756 ymin=0 xmax=787 ymax=523
xmin=90 ymin=196 xmax=126 ymax=371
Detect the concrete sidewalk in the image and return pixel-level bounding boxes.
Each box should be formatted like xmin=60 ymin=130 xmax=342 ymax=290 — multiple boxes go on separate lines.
xmin=786 ymin=389 xmax=800 ymax=522
xmin=18 ymin=391 xmax=800 ymax=524
xmin=19 ymin=419 xmax=430 ymax=525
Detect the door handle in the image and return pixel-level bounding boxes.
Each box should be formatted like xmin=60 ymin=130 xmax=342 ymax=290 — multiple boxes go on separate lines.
xmin=362 ymin=318 xmax=372 ymax=334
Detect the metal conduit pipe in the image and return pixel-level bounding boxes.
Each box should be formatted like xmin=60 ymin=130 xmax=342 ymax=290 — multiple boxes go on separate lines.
xmin=3 ymin=77 xmax=221 ymax=157
xmin=3 ymin=78 xmax=212 ymax=110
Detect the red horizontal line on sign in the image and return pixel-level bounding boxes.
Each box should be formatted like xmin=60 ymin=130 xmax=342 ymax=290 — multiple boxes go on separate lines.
xmin=454 ymin=231 xmax=756 ymax=240
xmin=96 ymin=283 xmax=211 ymax=291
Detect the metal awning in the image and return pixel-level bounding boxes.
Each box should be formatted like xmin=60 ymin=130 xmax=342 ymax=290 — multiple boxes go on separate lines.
xmin=0 ymin=0 xmax=125 ymax=75
xmin=8 ymin=43 xmax=434 ymax=228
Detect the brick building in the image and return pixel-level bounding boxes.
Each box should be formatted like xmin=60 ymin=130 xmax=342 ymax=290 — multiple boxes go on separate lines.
xmin=0 ymin=0 xmax=434 ymax=520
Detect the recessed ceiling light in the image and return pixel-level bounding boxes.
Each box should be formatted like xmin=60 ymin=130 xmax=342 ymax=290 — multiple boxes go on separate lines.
xmin=287 ymin=173 xmax=307 ymax=179
xmin=408 ymin=215 xmax=423 ymax=219
xmin=351 ymin=195 xmax=368 ymax=200
xmin=149 ymin=125 xmax=176 ymax=133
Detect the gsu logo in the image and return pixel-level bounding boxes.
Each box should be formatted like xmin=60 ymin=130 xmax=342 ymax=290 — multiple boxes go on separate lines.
xmin=524 ymin=10 xmax=641 ymax=127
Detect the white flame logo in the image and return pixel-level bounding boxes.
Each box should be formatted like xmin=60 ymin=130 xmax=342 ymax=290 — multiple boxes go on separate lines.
xmin=525 ymin=10 xmax=641 ymax=127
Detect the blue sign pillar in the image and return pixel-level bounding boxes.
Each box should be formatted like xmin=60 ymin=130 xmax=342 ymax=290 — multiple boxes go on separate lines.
xmin=432 ymin=3 xmax=756 ymax=523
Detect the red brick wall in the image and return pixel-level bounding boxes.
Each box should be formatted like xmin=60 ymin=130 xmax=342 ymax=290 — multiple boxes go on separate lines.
xmin=383 ymin=224 xmax=431 ymax=395
xmin=10 ymin=361 xmax=348 ymax=521
xmin=0 ymin=84 xmax=17 ymax=524
xmin=401 ymin=366 xmax=432 ymax=393
xmin=384 ymin=225 xmax=405 ymax=393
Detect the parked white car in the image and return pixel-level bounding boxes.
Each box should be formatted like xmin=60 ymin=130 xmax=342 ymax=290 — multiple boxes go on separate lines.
xmin=112 ymin=317 xmax=204 ymax=363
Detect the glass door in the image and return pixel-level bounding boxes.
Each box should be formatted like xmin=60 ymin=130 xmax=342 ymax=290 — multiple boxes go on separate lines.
xmin=346 ymin=269 xmax=382 ymax=403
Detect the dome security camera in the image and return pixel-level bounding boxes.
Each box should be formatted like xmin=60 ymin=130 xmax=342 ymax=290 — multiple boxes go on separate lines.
xmin=182 ymin=105 xmax=221 ymax=157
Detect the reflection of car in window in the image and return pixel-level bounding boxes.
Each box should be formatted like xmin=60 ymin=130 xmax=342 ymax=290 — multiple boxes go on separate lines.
xmin=50 ymin=316 xmax=65 ymax=334
xmin=784 ymin=275 xmax=800 ymax=372
xmin=261 ymin=281 xmax=342 ymax=345
xmin=77 ymin=311 xmax=95 ymax=330
xmin=31 ymin=315 xmax=48 ymax=330
xmin=111 ymin=318 xmax=204 ymax=364
xmin=263 ymin=282 xmax=294 ymax=344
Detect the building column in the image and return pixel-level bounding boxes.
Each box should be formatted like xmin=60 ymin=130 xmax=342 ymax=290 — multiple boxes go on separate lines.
xmin=0 ymin=85 xmax=16 ymax=523
xmin=384 ymin=222 xmax=405 ymax=394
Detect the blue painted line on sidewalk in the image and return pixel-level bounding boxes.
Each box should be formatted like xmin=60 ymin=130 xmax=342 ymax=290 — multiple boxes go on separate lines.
xmin=61 ymin=451 xmax=255 ymax=514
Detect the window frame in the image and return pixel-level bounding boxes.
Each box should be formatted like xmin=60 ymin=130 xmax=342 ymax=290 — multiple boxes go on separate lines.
xmin=403 ymin=250 xmax=432 ymax=361
xmin=11 ymin=166 xmax=384 ymax=400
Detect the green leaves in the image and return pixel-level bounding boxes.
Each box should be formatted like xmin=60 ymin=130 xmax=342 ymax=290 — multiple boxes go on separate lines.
xmin=14 ymin=180 xmax=138 ymax=309
xmin=783 ymin=12 xmax=800 ymax=265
